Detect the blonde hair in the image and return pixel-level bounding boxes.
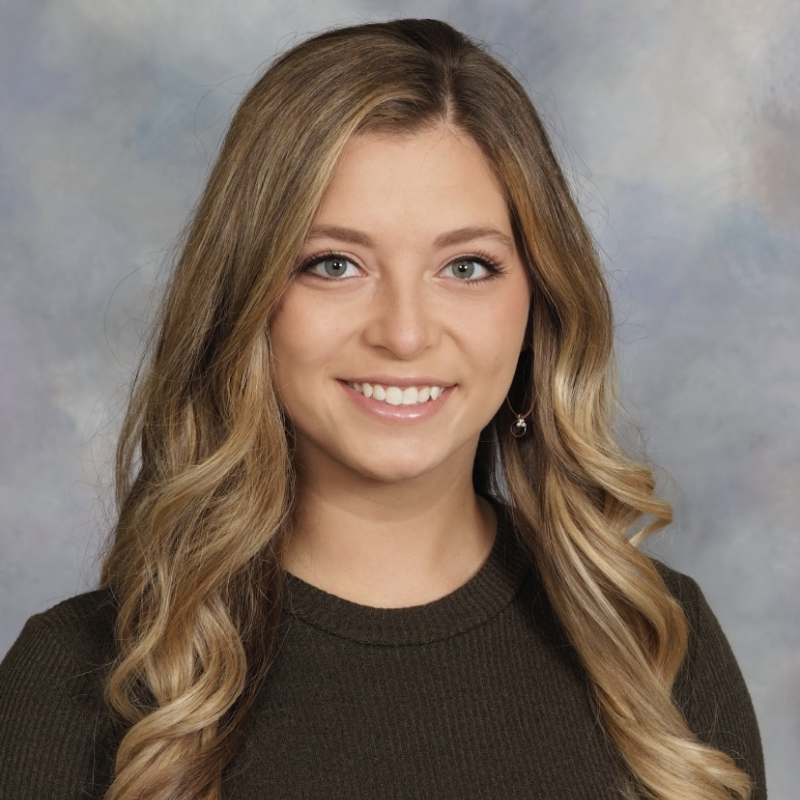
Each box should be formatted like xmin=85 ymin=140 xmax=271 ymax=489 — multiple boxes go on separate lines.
xmin=101 ymin=19 xmax=751 ymax=800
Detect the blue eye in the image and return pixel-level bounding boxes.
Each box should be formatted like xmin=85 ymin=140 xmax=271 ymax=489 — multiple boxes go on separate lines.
xmin=308 ymin=256 xmax=360 ymax=279
xmin=445 ymin=258 xmax=491 ymax=280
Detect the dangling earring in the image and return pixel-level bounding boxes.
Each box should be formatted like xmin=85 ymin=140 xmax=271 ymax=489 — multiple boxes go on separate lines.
xmin=506 ymin=395 xmax=534 ymax=437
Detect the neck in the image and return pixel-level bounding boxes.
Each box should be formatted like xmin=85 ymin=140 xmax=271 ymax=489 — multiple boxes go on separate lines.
xmin=282 ymin=458 xmax=497 ymax=608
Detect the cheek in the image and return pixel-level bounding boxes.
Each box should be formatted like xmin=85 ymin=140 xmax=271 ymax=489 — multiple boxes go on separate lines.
xmin=268 ymin=296 xmax=313 ymax=395
xmin=270 ymin=291 xmax=315 ymax=362
xmin=482 ymin=291 xmax=531 ymax=364
xmin=269 ymin=290 xmax=351 ymax=387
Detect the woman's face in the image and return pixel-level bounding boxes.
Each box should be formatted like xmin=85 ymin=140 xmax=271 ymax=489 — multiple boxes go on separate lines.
xmin=269 ymin=125 xmax=531 ymax=487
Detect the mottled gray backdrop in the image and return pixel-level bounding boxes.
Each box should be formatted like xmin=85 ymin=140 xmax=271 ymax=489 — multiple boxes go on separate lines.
xmin=1 ymin=0 xmax=797 ymax=794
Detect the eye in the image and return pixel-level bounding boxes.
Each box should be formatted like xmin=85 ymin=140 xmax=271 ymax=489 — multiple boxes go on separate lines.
xmin=442 ymin=257 xmax=496 ymax=281
xmin=305 ymin=255 xmax=360 ymax=279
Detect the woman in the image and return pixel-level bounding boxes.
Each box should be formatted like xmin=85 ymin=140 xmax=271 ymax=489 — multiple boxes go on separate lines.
xmin=0 ymin=18 xmax=764 ymax=800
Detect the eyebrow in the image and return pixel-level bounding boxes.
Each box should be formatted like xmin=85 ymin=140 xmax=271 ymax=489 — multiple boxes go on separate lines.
xmin=306 ymin=225 xmax=515 ymax=251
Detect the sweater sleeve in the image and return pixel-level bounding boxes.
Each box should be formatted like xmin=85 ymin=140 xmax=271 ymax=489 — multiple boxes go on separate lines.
xmin=660 ymin=567 xmax=767 ymax=800
xmin=0 ymin=593 xmax=119 ymax=800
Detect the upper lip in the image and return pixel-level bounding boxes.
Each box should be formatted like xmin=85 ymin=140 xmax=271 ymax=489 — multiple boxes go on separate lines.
xmin=341 ymin=376 xmax=455 ymax=388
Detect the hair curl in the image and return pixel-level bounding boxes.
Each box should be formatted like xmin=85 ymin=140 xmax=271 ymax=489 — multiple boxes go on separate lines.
xmin=101 ymin=19 xmax=751 ymax=800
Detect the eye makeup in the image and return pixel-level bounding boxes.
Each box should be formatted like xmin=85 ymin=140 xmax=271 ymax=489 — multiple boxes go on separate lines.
xmin=296 ymin=248 xmax=508 ymax=285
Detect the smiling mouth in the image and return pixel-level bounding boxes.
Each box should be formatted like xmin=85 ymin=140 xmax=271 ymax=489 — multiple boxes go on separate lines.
xmin=345 ymin=381 xmax=446 ymax=406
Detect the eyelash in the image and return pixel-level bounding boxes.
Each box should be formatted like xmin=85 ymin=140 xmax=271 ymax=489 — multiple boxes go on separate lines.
xmin=297 ymin=251 xmax=360 ymax=279
xmin=297 ymin=249 xmax=507 ymax=284
xmin=444 ymin=250 xmax=507 ymax=284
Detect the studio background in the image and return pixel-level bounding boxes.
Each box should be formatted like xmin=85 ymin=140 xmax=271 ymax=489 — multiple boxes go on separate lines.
xmin=1 ymin=0 xmax=797 ymax=794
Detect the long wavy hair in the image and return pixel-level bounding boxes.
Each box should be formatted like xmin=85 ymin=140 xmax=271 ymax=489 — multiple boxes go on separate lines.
xmin=101 ymin=18 xmax=751 ymax=800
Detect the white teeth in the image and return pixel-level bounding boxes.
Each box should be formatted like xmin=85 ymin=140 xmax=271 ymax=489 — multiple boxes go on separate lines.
xmin=348 ymin=381 xmax=446 ymax=406
xmin=401 ymin=387 xmax=418 ymax=405
xmin=385 ymin=386 xmax=403 ymax=405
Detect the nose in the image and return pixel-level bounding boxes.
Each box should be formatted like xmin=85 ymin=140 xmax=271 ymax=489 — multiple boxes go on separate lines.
xmin=363 ymin=272 xmax=437 ymax=359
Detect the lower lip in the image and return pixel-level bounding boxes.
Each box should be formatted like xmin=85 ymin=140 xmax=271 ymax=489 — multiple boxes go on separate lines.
xmin=339 ymin=381 xmax=452 ymax=422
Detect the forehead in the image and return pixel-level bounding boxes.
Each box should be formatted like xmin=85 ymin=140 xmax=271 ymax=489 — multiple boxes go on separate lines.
xmin=312 ymin=126 xmax=511 ymax=234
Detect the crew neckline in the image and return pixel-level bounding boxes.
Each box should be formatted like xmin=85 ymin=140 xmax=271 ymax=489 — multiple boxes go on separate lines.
xmin=282 ymin=499 xmax=533 ymax=646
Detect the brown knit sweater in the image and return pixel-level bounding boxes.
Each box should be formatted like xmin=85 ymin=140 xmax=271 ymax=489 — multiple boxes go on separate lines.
xmin=0 ymin=513 xmax=766 ymax=799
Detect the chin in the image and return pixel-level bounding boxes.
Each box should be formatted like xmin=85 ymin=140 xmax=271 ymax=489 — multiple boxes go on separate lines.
xmin=296 ymin=430 xmax=477 ymax=487
xmin=351 ymin=460 xmax=440 ymax=485
xmin=342 ymin=448 xmax=451 ymax=484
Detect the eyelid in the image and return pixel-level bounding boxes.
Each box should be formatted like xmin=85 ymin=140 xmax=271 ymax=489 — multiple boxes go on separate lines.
xmin=441 ymin=251 xmax=506 ymax=282
xmin=297 ymin=251 xmax=363 ymax=279
xmin=296 ymin=248 xmax=507 ymax=282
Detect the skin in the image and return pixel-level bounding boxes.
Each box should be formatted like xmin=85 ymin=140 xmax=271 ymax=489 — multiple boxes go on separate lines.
xmin=270 ymin=125 xmax=531 ymax=607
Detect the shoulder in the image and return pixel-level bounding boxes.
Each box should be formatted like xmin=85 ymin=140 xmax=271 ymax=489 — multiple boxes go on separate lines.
xmin=651 ymin=559 xmax=767 ymax=799
xmin=650 ymin=559 xmax=745 ymax=705
xmin=21 ymin=587 xmax=117 ymax=649
xmin=652 ymin=560 xmax=714 ymax=626
xmin=0 ymin=589 xmax=120 ymax=799
xmin=651 ymin=560 xmax=745 ymax=697
xmin=652 ymin=559 xmax=700 ymax=603
xmin=652 ymin=560 xmax=714 ymax=649
xmin=4 ymin=588 xmax=118 ymax=682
